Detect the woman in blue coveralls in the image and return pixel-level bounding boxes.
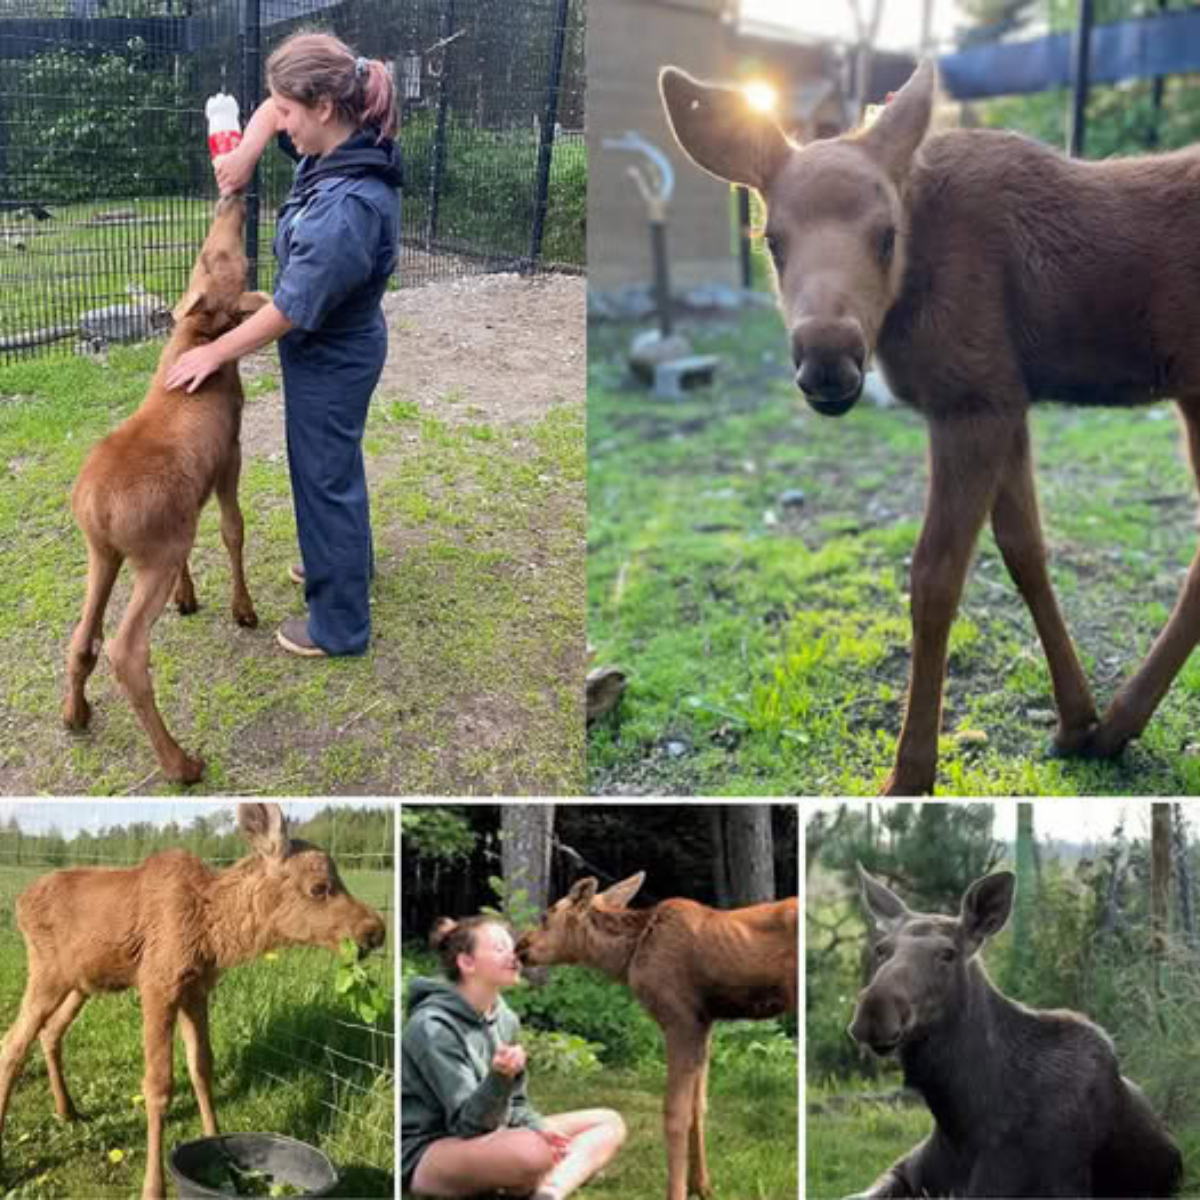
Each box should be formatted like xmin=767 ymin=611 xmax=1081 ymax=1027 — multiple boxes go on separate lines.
xmin=167 ymin=31 xmax=403 ymax=658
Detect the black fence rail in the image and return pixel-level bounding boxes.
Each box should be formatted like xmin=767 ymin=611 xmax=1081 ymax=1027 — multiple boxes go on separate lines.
xmin=0 ymin=0 xmax=585 ymax=360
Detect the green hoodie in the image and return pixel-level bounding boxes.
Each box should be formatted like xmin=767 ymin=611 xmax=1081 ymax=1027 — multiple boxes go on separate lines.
xmin=401 ymin=977 xmax=546 ymax=1188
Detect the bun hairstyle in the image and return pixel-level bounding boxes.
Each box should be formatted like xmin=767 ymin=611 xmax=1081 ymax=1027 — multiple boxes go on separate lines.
xmin=267 ymin=30 xmax=398 ymax=141
xmin=429 ymin=914 xmax=512 ymax=981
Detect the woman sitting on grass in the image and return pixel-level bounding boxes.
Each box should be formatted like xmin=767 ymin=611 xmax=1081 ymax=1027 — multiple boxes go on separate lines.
xmin=402 ymin=915 xmax=626 ymax=1198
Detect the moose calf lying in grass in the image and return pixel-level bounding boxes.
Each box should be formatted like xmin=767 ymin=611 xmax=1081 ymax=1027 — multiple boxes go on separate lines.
xmin=849 ymin=865 xmax=1182 ymax=1198
xmin=62 ymin=192 xmax=269 ymax=784
xmin=661 ymin=59 xmax=1200 ymax=794
xmin=0 ymin=802 xmax=386 ymax=1200
xmin=517 ymin=872 xmax=798 ymax=1200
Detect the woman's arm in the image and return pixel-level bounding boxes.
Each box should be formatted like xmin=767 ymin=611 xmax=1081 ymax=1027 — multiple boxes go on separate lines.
xmin=214 ymin=97 xmax=281 ymax=195
xmin=164 ymin=301 xmax=294 ymax=394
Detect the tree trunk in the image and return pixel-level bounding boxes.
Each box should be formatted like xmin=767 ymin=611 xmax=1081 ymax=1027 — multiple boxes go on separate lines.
xmin=721 ymin=805 xmax=776 ymax=905
xmin=1151 ymin=803 xmax=1171 ymax=1006
xmin=500 ymin=804 xmax=555 ymax=927
xmin=711 ymin=807 xmax=732 ymax=908
xmin=1173 ymin=805 xmax=1195 ymax=948
xmin=1013 ymin=803 xmax=1035 ymax=983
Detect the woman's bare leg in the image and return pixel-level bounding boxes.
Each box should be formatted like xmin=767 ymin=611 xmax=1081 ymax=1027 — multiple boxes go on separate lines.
xmin=410 ymin=1128 xmax=555 ymax=1197
xmin=533 ymin=1109 xmax=627 ymax=1199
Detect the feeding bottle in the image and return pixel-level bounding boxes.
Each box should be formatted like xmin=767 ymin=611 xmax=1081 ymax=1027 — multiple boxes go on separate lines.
xmin=205 ymin=91 xmax=242 ymax=159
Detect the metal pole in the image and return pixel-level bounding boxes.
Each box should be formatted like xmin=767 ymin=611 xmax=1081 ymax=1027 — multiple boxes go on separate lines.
xmin=427 ymin=0 xmax=455 ymax=247
xmin=737 ymin=186 xmax=752 ymax=290
xmin=528 ymin=0 xmax=571 ymax=271
xmin=1068 ymin=0 xmax=1094 ymax=158
xmin=239 ymin=0 xmax=261 ymax=288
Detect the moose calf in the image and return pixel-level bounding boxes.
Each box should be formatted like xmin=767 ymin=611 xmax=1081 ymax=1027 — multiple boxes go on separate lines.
xmin=517 ymin=873 xmax=798 ymax=1200
xmin=0 ymin=802 xmax=386 ymax=1200
xmin=62 ymin=193 xmax=269 ymax=784
xmin=661 ymin=60 xmax=1200 ymax=794
xmin=849 ymin=865 xmax=1182 ymax=1198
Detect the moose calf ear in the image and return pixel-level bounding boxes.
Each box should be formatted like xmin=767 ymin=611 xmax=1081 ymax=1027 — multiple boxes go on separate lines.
xmin=238 ymin=802 xmax=291 ymax=860
xmin=172 ymin=289 xmax=207 ymax=323
xmin=961 ymin=871 xmax=1015 ymax=947
xmin=857 ymin=863 xmax=910 ymax=932
xmin=859 ymin=59 xmax=935 ymax=184
xmin=599 ymin=871 xmax=645 ymax=909
xmin=659 ymin=66 xmax=791 ymax=191
xmin=568 ymin=877 xmax=599 ymax=906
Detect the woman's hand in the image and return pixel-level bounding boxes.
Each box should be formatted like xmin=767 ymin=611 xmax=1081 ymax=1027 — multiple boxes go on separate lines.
xmin=491 ymin=1044 xmax=527 ymax=1078
xmin=537 ymin=1130 xmax=571 ymax=1164
xmin=166 ymin=345 xmax=225 ymax=394
xmin=214 ymin=147 xmax=256 ymax=196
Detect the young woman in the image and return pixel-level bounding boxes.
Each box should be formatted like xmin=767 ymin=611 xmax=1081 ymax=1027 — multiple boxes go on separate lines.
xmin=402 ymin=916 xmax=626 ymax=1198
xmin=166 ymin=31 xmax=402 ymax=659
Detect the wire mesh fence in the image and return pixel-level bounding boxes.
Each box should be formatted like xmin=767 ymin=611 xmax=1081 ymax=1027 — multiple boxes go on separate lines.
xmin=0 ymin=0 xmax=585 ymax=361
xmin=0 ymin=800 xmax=396 ymax=1192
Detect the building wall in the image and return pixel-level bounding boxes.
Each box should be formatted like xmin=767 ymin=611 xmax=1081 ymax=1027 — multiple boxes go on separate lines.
xmin=587 ymin=0 xmax=738 ymax=291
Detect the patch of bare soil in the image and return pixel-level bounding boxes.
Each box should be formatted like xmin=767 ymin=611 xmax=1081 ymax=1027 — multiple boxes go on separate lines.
xmin=238 ymin=272 xmax=585 ymax=458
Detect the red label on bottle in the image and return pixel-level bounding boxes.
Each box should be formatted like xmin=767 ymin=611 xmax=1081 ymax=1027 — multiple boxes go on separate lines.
xmin=208 ymin=130 xmax=243 ymax=159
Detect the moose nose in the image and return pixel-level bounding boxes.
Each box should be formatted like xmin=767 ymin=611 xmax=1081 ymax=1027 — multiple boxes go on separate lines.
xmin=848 ymin=989 xmax=912 ymax=1055
xmin=792 ymin=318 xmax=866 ymax=417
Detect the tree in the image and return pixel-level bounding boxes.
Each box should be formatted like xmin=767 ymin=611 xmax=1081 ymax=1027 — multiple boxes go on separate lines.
xmin=711 ymin=805 xmax=776 ymax=906
xmin=500 ymin=805 xmax=554 ymax=927
xmin=1151 ymin=802 xmax=1171 ymax=992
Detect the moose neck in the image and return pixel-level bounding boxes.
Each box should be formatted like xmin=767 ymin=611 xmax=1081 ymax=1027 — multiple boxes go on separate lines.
xmin=583 ymin=906 xmax=657 ymax=983
xmin=897 ymin=959 xmax=1017 ymax=1145
xmin=203 ymin=856 xmax=290 ymax=969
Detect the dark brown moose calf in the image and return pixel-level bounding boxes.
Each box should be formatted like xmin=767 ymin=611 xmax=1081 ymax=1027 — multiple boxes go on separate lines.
xmin=0 ymin=802 xmax=386 ymax=1200
xmin=660 ymin=60 xmax=1200 ymax=794
xmin=849 ymin=865 xmax=1182 ymax=1198
xmin=516 ymin=872 xmax=798 ymax=1200
xmin=62 ymin=192 xmax=269 ymax=784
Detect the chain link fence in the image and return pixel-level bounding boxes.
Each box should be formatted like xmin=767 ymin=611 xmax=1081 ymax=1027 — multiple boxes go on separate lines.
xmin=0 ymin=0 xmax=585 ymax=360
xmin=0 ymin=801 xmax=395 ymax=1193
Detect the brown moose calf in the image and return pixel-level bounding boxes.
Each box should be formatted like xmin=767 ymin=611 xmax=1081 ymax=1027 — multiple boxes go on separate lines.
xmin=0 ymin=802 xmax=386 ymax=1200
xmin=849 ymin=866 xmax=1182 ymax=1198
xmin=661 ymin=60 xmax=1200 ymax=794
xmin=62 ymin=192 xmax=269 ymax=784
xmin=517 ymin=873 xmax=798 ymax=1200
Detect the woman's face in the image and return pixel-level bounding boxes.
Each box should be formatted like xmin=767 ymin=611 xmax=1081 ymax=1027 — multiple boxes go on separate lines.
xmin=271 ymin=88 xmax=337 ymax=157
xmin=460 ymin=923 xmax=521 ymax=989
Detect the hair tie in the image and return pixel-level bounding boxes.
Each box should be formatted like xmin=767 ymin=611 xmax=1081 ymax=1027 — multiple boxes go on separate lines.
xmin=355 ymin=55 xmax=368 ymax=78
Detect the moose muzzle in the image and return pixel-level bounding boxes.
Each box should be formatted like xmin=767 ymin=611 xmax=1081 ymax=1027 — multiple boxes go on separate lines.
xmin=791 ymin=317 xmax=867 ymax=417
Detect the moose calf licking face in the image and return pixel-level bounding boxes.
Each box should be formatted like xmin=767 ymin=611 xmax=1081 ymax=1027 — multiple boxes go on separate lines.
xmin=0 ymin=802 xmax=386 ymax=1200
xmin=849 ymin=865 xmax=1182 ymax=1198
xmin=660 ymin=60 xmax=1200 ymax=794
xmin=516 ymin=873 xmax=798 ymax=1200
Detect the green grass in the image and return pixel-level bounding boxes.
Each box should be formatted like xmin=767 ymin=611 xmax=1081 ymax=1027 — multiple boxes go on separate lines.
xmin=0 ymin=334 xmax=584 ymax=795
xmin=0 ymin=864 xmax=394 ymax=1199
xmin=529 ymin=1049 xmax=797 ymax=1200
xmin=588 ymin=308 xmax=1200 ymax=796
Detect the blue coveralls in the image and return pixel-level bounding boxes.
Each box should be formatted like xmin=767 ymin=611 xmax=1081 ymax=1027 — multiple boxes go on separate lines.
xmin=272 ymin=130 xmax=402 ymax=655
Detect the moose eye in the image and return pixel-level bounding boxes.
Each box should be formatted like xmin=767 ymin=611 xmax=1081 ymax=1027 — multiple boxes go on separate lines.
xmin=764 ymin=232 xmax=785 ymax=267
xmin=874 ymin=942 xmax=890 ymax=960
xmin=878 ymin=224 xmax=896 ymax=267
xmin=938 ymin=947 xmax=957 ymax=964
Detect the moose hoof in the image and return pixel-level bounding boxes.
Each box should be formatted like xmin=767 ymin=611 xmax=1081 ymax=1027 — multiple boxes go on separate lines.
xmin=166 ymin=753 xmax=205 ymax=785
xmin=61 ymin=697 xmax=92 ymax=731
xmin=234 ymin=606 xmax=259 ymax=629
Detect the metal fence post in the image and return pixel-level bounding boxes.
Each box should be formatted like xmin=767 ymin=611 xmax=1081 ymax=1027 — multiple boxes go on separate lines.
xmin=527 ymin=0 xmax=570 ymax=271
xmin=427 ymin=0 xmax=455 ymax=248
xmin=239 ymin=0 xmax=262 ymax=288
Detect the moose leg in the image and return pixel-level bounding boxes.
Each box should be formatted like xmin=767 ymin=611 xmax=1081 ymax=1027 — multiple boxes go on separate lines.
xmin=62 ymin=543 xmax=122 ymax=731
xmin=140 ymin=996 xmax=178 ymax=1200
xmin=107 ymin=561 xmax=204 ymax=784
xmin=0 ymin=972 xmax=72 ymax=1156
xmin=178 ymin=991 xmax=219 ymax=1137
xmin=214 ymin=443 xmax=257 ymax=629
xmin=662 ymin=1021 xmax=708 ymax=1200
xmin=1083 ymin=399 xmax=1200 ymax=756
xmin=884 ymin=414 xmax=1017 ymax=795
xmin=989 ymin=424 xmax=1099 ymax=751
xmin=687 ymin=1026 xmax=713 ymax=1200
xmin=39 ymin=989 xmax=88 ymax=1121
xmin=174 ymin=560 xmax=198 ymax=615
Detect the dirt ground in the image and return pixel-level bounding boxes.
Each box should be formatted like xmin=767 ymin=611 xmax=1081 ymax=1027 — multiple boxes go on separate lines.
xmin=241 ymin=271 xmax=585 ymax=452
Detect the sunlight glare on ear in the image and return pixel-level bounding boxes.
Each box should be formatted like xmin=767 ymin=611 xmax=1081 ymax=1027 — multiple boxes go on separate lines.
xmin=743 ymin=81 xmax=777 ymax=113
